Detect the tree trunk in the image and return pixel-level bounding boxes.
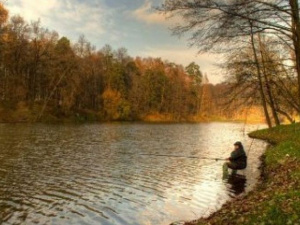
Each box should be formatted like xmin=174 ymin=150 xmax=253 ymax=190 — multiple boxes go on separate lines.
xmin=276 ymin=108 xmax=294 ymax=124
xmin=250 ymin=22 xmax=272 ymax=128
xmin=289 ymin=0 xmax=300 ymax=113
xmin=160 ymin=77 xmax=166 ymax=113
xmin=258 ymin=34 xmax=281 ymax=126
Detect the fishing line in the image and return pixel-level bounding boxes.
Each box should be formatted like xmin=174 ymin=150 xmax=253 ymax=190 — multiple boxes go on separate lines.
xmin=247 ymin=136 xmax=255 ymax=157
xmin=247 ymin=124 xmax=260 ymax=157
xmin=119 ymin=152 xmax=226 ymax=161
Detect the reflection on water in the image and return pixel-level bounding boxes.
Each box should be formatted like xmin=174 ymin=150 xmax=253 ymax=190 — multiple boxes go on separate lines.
xmin=226 ymin=174 xmax=247 ymax=196
xmin=0 ymin=122 xmax=267 ymax=225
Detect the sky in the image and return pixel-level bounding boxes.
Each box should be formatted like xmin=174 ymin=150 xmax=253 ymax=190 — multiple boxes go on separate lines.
xmin=5 ymin=0 xmax=223 ymax=84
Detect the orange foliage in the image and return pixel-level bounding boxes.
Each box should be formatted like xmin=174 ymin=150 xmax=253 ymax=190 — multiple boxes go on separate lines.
xmin=143 ymin=113 xmax=175 ymax=122
xmin=0 ymin=3 xmax=8 ymax=25
xmin=102 ymin=89 xmax=122 ymax=120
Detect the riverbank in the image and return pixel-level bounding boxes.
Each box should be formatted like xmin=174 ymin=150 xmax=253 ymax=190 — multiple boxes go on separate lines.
xmin=0 ymin=105 xmax=264 ymax=124
xmin=185 ymin=123 xmax=300 ymax=225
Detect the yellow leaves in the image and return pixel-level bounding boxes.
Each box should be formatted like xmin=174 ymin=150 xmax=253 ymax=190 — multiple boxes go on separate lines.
xmin=102 ymin=89 xmax=121 ymax=103
xmin=143 ymin=113 xmax=174 ymax=122
xmin=277 ymin=159 xmax=286 ymax=165
xmin=102 ymin=89 xmax=122 ymax=120
xmin=102 ymin=89 xmax=132 ymax=120
xmin=1 ymin=33 xmax=9 ymax=42
xmin=0 ymin=3 xmax=8 ymax=25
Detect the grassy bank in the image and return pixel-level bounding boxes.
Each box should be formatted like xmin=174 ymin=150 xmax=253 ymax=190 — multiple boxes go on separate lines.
xmin=188 ymin=123 xmax=300 ymax=225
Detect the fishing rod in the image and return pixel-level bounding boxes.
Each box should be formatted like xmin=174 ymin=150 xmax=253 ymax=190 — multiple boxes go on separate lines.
xmin=119 ymin=152 xmax=227 ymax=161
xmin=247 ymin=124 xmax=260 ymax=156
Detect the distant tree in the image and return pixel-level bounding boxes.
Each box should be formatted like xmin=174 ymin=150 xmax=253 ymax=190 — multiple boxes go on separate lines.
xmin=0 ymin=3 xmax=8 ymax=27
xmin=74 ymin=35 xmax=94 ymax=58
xmin=185 ymin=62 xmax=202 ymax=84
xmin=0 ymin=3 xmax=8 ymax=101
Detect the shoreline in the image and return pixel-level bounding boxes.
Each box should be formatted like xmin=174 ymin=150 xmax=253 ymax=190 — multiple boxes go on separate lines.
xmin=0 ymin=117 xmax=264 ymax=125
xmin=0 ymin=106 xmax=265 ymax=124
xmin=183 ymin=123 xmax=300 ymax=225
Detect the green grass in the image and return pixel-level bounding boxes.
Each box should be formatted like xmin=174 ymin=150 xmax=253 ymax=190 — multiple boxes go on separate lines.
xmin=250 ymin=123 xmax=300 ymax=168
xmin=191 ymin=123 xmax=300 ymax=225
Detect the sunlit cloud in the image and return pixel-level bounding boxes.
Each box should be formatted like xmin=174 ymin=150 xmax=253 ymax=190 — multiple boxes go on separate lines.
xmin=6 ymin=0 xmax=111 ymax=39
xmin=7 ymin=0 xmax=58 ymax=20
xmin=132 ymin=0 xmax=169 ymax=25
xmin=5 ymin=0 xmax=221 ymax=83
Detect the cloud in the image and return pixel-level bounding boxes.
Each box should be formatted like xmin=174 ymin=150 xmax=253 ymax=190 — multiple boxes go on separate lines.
xmin=6 ymin=0 xmax=111 ymax=39
xmin=7 ymin=0 xmax=58 ymax=20
xmin=139 ymin=46 xmax=223 ymax=84
xmin=132 ymin=0 xmax=168 ymax=25
xmin=4 ymin=0 xmax=224 ymax=84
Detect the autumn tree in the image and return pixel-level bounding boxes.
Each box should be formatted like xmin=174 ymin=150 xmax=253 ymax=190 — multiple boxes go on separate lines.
xmin=0 ymin=2 xmax=8 ymax=27
xmin=0 ymin=4 xmax=215 ymax=122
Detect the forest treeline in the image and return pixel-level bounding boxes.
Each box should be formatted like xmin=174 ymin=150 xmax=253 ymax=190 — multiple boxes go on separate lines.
xmin=160 ymin=0 xmax=300 ymax=127
xmin=0 ymin=4 xmax=213 ymax=122
xmin=0 ymin=3 xmax=285 ymax=124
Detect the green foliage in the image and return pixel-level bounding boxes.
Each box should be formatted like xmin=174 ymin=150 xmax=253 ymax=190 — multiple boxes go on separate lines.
xmin=142 ymin=69 xmax=167 ymax=111
xmin=185 ymin=62 xmax=202 ymax=85
xmin=55 ymin=37 xmax=72 ymax=54
xmin=110 ymin=64 xmax=130 ymax=96
xmin=118 ymin=99 xmax=132 ymax=120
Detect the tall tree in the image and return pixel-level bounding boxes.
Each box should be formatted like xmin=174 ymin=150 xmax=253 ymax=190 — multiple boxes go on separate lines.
xmin=249 ymin=22 xmax=272 ymax=127
xmin=160 ymin=0 xmax=300 ymax=117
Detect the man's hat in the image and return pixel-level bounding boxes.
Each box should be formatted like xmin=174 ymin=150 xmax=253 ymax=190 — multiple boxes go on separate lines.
xmin=234 ymin=141 xmax=242 ymax=146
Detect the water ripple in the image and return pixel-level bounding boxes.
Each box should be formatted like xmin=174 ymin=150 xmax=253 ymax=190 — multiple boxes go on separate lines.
xmin=0 ymin=123 xmax=267 ymax=225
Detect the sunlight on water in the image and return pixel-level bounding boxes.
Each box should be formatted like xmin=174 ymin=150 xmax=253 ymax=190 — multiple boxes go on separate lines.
xmin=0 ymin=123 xmax=267 ymax=225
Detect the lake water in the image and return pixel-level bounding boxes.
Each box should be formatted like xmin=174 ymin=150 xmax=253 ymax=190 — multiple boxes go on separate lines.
xmin=0 ymin=122 xmax=267 ymax=225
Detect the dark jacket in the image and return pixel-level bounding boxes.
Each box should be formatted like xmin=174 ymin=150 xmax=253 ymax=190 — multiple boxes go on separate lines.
xmin=229 ymin=146 xmax=247 ymax=170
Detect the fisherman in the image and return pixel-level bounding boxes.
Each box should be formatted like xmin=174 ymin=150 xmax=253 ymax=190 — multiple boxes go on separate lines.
xmin=223 ymin=141 xmax=247 ymax=175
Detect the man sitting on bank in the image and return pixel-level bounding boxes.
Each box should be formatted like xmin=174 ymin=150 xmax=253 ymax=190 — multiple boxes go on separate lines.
xmin=224 ymin=141 xmax=247 ymax=174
